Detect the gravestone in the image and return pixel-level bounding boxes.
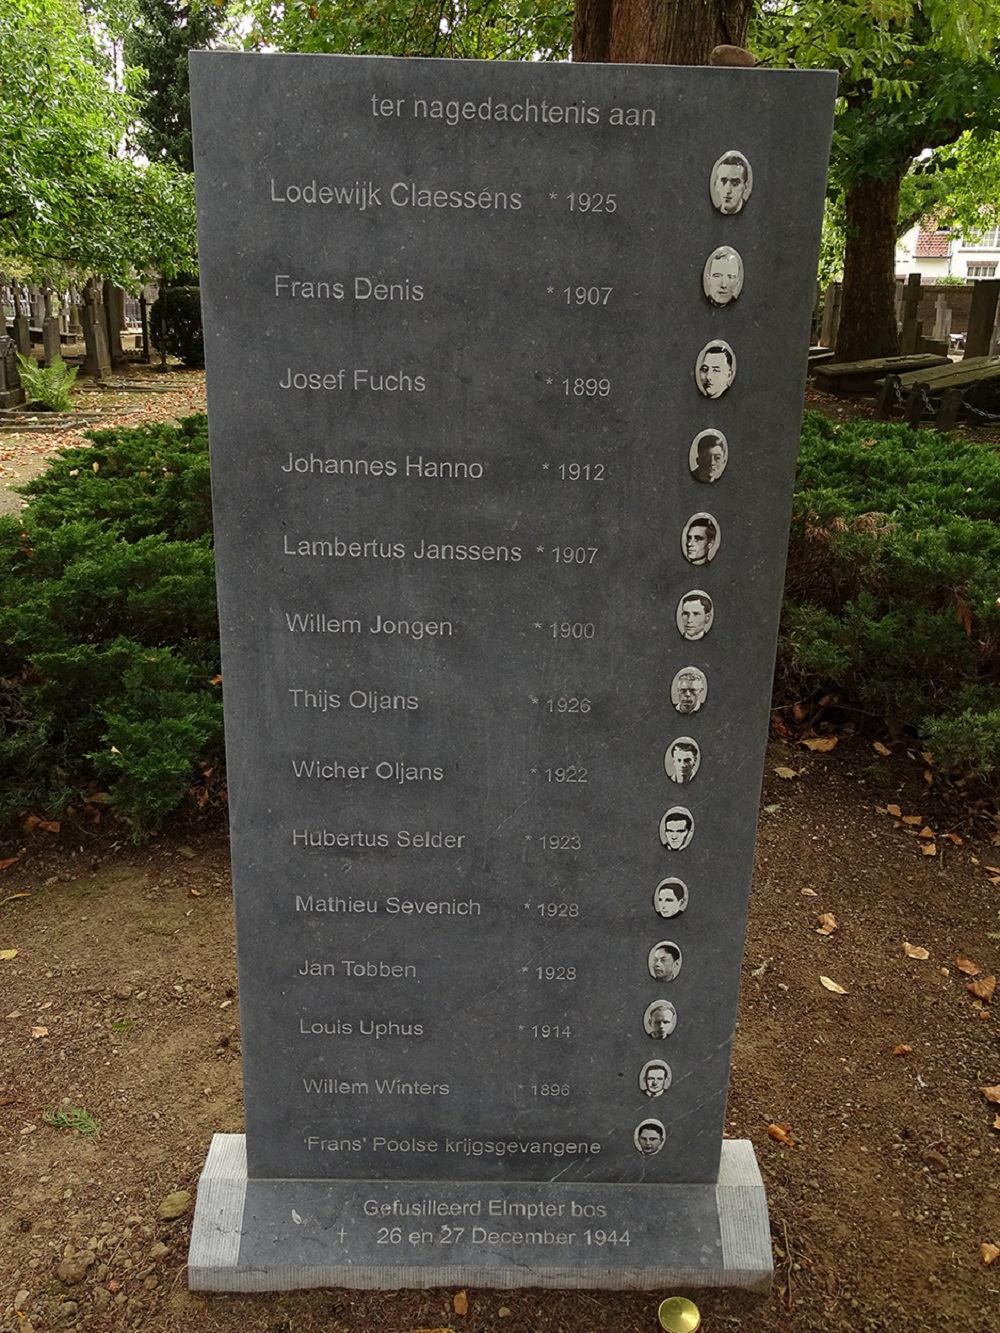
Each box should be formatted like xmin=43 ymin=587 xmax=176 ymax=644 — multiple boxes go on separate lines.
xmin=10 ymin=287 xmax=31 ymax=356
xmin=0 ymin=335 xmax=26 ymax=407
xmin=81 ymin=280 xmax=112 ymax=380
xmin=42 ymin=308 xmax=62 ymax=368
xmin=187 ymin=51 xmax=836 ymax=1293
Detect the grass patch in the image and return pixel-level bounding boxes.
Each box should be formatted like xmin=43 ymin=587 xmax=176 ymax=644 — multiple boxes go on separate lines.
xmin=43 ymin=1103 xmax=100 ymax=1135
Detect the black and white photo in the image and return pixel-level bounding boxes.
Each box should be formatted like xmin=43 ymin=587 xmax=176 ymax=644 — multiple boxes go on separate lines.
xmin=676 ymin=590 xmax=714 ymax=641
xmin=703 ymin=245 xmax=744 ymax=305
xmin=664 ymin=737 xmax=700 ymax=784
xmin=643 ymin=999 xmax=678 ymax=1039
xmin=638 ymin=1060 xmax=672 ymax=1098
xmin=634 ymin=1118 xmax=667 ymax=1156
xmin=653 ymin=877 xmax=689 ymax=919
xmin=671 ymin=666 xmax=708 ymax=715
xmin=689 ymin=429 xmax=728 ymax=483
xmin=695 ymin=341 xmax=736 ymax=399
xmin=681 ymin=513 xmax=721 ymax=566
xmin=648 ymin=941 xmax=682 ymax=982
xmin=709 ymin=150 xmax=753 ymax=214
xmin=659 ymin=806 xmax=694 ymax=851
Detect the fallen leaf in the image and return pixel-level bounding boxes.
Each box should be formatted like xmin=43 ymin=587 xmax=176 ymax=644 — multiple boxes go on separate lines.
xmin=801 ymin=888 xmax=818 ymax=897
xmin=816 ymin=912 xmax=838 ymax=936
xmin=36 ymin=819 xmax=60 ymax=834
xmin=802 ymin=736 xmax=839 ymax=752
xmin=993 ymin=1117 xmax=1000 ymax=1132
xmin=921 ymin=750 xmax=934 ymax=764
xmin=923 ymin=769 xmax=934 ymax=785
xmin=980 ymin=1085 xmax=1000 ymax=1105
xmin=886 ymin=803 xmax=903 ymax=818
xmin=21 ymin=814 xmax=39 ymax=832
xmin=945 ymin=832 xmax=963 ymax=846
xmin=820 ymin=975 xmax=848 ymax=994
xmin=873 ymin=741 xmax=892 ymax=756
xmin=0 ymin=857 xmax=19 ymax=872
xmin=980 ymin=1243 xmax=1000 ymax=1267
xmin=892 ymin=1044 xmax=913 ymax=1056
xmin=767 ymin=1122 xmax=797 ymax=1146
xmin=903 ymin=943 xmax=930 ymax=960
xmin=940 ymin=967 xmax=950 ymax=976
xmin=0 ymin=949 xmax=17 ymax=961
xmin=969 ymin=977 xmax=997 ymax=1002
xmin=209 ymin=674 xmax=223 ymax=686
xmin=773 ymin=765 xmax=798 ymax=780
xmin=37 ymin=1000 xmax=52 ymax=1010
xmin=902 ymin=814 xmax=923 ymax=826
xmin=453 ymin=1291 xmax=469 ymax=1316
xmin=30 ymin=1026 xmax=48 ymax=1039
xmin=920 ymin=843 xmax=937 ymax=857
xmin=188 ymin=887 xmax=204 ymax=898
xmin=956 ymin=597 xmax=973 ymax=637
xmin=918 ymin=826 xmax=936 ymax=839
xmin=956 ymin=957 xmax=981 ymax=976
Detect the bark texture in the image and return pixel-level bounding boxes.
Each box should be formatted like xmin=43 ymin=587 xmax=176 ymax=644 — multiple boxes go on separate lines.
xmin=837 ymin=173 xmax=903 ymax=361
xmin=572 ymin=0 xmax=754 ymax=65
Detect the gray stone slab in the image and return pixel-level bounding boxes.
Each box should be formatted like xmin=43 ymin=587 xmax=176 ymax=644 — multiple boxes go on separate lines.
xmin=189 ymin=1134 xmax=770 ymax=1291
xmin=187 ymin=50 xmax=834 ymax=1291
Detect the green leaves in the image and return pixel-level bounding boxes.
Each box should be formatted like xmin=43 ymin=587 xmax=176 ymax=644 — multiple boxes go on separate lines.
xmin=1 ymin=0 xmax=198 ymax=281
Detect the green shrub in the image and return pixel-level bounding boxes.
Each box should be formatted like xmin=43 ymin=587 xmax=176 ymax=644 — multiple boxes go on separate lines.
xmin=0 ymin=415 xmax=221 ymax=835
xmin=780 ymin=413 xmax=1000 ymax=783
xmin=16 ymin=353 xmax=79 ymax=411
xmin=150 ymin=285 xmax=204 ymax=367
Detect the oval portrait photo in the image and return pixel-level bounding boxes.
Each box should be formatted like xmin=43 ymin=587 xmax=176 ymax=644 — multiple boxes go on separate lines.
xmin=689 ymin=429 xmax=728 ymax=484
xmin=653 ymin=877 xmax=689 ymax=919
xmin=703 ymin=245 xmax=744 ymax=306
xmin=643 ymin=999 xmax=678 ymax=1039
xmin=671 ymin=666 xmax=708 ymax=715
xmin=659 ymin=806 xmax=694 ymax=852
xmin=676 ymin=590 xmax=714 ymax=642
xmin=695 ymin=341 xmax=736 ymax=399
xmin=648 ymin=941 xmax=682 ymax=982
xmin=681 ymin=513 xmax=721 ymax=566
xmin=634 ymin=1118 xmax=667 ymax=1156
xmin=639 ymin=1060 xmax=673 ymax=1098
xmin=709 ymin=150 xmax=753 ymax=215
xmin=664 ymin=737 xmax=700 ymax=785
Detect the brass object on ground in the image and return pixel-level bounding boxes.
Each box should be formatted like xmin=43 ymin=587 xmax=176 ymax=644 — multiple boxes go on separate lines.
xmin=657 ymin=1295 xmax=702 ymax=1332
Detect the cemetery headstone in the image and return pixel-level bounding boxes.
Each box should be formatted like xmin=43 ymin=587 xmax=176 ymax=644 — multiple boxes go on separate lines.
xmin=0 ymin=335 xmax=26 ymax=407
xmin=10 ymin=286 xmax=31 ymax=357
xmin=42 ymin=315 xmax=62 ymax=368
xmin=964 ymin=278 xmax=1000 ymax=359
xmin=187 ymin=51 xmax=835 ymax=1293
xmin=81 ymin=280 xmax=112 ymax=380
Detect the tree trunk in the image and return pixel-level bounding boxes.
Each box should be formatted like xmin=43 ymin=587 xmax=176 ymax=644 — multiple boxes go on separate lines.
xmin=836 ymin=172 xmax=903 ymax=361
xmin=572 ymin=0 xmax=753 ymax=64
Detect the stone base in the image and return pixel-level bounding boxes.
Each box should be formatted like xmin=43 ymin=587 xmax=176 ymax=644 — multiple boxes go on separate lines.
xmin=188 ymin=1134 xmax=771 ymax=1292
xmin=0 ymin=388 xmax=26 ymax=407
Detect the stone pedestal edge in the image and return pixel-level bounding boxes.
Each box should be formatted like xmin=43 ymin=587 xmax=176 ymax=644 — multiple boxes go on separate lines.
xmin=188 ymin=1134 xmax=772 ymax=1293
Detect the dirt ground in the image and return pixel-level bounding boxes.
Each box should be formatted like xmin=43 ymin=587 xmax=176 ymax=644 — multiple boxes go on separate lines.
xmin=3 ymin=372 xmax=1000 ymax=1331
xmin=2 ymin=743 xmax=1000 ymax=1333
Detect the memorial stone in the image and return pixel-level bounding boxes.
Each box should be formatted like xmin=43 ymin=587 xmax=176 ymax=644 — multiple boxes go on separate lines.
xmin=0 ymin=335 xmax=26 ymax=407
xmin=81 ymin=280 xmax=112 ymax=380
xmin=42 ymin=315 xmax=62 ymax=368
xmin=10 ymin=287 xmax=32 ymax=356
xmin=187 ymin=52 xmax=835 ymax=1293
